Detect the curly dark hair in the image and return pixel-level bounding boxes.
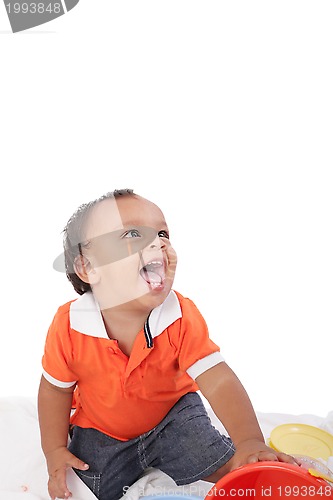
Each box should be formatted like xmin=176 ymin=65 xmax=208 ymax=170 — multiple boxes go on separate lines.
xmin=63 ymin=189 xmax=135 ymax=295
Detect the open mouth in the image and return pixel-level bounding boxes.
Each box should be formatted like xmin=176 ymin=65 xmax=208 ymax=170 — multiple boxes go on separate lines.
xmin=140 ymin=260 xmax=166 ymax=289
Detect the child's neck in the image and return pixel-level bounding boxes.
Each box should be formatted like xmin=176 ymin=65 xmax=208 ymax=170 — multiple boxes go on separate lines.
xmin=101 ymin=306 xmax=149 ymax=357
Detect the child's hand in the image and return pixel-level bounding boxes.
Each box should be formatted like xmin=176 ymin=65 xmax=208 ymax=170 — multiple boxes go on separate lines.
xmin=230 ymin=439 xmax=299 ymax=471
xmin=46 ymin=446 xmax=89 ymax=499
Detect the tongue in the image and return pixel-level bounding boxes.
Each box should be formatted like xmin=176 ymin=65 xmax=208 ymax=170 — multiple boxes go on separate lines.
xmin=142 ymin=270 xmax=162 ymax=284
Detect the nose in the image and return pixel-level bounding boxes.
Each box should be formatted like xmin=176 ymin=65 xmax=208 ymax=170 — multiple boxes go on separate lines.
xmin=150 ymin=234 xmax=166 ymax=250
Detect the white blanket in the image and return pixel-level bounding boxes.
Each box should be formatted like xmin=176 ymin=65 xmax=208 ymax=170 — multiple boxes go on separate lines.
xmin=1 ymin=397 xmax=332 ymax=500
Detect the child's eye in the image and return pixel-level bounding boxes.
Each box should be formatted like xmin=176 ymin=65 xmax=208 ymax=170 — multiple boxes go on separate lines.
xmin=123 ymin=229 xmax=142 ymax=238
xmin=158 ymin=230 xmax=169 ymax=239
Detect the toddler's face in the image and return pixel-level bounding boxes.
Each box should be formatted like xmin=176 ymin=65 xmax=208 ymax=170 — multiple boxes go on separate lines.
xmin=79 ymin=195 xmax=177 ymax=311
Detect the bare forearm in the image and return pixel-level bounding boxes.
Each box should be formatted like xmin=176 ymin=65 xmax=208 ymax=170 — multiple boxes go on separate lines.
xmin=209 ymin=373 xmax=264 ymax=445
xmin=197 ymin=362 xmax=264 ymax=446
xmin=197 ymin=362 xmax=298 ymax=469
xmin=38 ymin=376 xmax=74 ymax=456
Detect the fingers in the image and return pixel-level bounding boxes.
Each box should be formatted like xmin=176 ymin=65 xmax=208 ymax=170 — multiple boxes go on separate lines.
xmin=47 ymin=451 xmax=89 ymax=499
xmin=276 ymin=451 xmax=300 ymax=466
xmin=48 ymin=472 xmax=71 ymax=499
xmin=68 ymin=456 xmax=89 ymax=471
xmin=247 ymin=450 xmax=300 ymax=466
xmin=247 ymin=451 xmax=279 ymax=463
xmin=230 ymin=442 xmax=301 ymax=472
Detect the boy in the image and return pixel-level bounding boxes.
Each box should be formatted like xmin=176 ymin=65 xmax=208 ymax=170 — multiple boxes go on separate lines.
xmin=38 ymin=189 xmax=295 ymax=500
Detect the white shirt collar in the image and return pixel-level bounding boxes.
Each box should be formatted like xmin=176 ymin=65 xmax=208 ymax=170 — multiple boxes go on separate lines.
xmin=70 ymin=290 xmax=182 ymax=339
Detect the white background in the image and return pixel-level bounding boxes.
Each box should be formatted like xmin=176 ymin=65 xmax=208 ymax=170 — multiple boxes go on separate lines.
xmin=0 ymin=1 xmax=332 ymax=417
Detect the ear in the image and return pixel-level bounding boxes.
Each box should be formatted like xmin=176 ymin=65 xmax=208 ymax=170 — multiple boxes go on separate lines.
xmin=74 ymin=254 xmax=100 ymax=285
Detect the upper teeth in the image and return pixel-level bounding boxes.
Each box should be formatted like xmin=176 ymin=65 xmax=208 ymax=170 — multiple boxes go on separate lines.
xmin=144 ymin=261 xmax=162 ymax=270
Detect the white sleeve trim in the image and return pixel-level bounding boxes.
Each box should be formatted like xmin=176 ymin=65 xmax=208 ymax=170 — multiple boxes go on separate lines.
xmin=186 ymin=352 xmax=225 ymax=380
xmin=43 ymin=370 xmax=77 ymax=389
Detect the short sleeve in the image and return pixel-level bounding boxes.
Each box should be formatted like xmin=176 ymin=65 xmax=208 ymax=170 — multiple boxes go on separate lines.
xmin=42 ymin=303 xmax=77 ymax=388
xmin=176 ymin=296 xmax=225 ymax=380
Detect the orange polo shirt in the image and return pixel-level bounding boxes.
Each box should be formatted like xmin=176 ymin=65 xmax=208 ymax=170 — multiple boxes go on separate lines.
xmin=42 ymin=290 xmax=224 ymax=441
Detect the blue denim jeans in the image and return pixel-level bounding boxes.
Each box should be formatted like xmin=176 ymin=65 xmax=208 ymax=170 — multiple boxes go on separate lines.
xmin=69 ymin=392 xmax=235 ymax=500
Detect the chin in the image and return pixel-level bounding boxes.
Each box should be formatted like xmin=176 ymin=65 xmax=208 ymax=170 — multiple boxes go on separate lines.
xmin=141 ymin=282 xmax=172 ymax=308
